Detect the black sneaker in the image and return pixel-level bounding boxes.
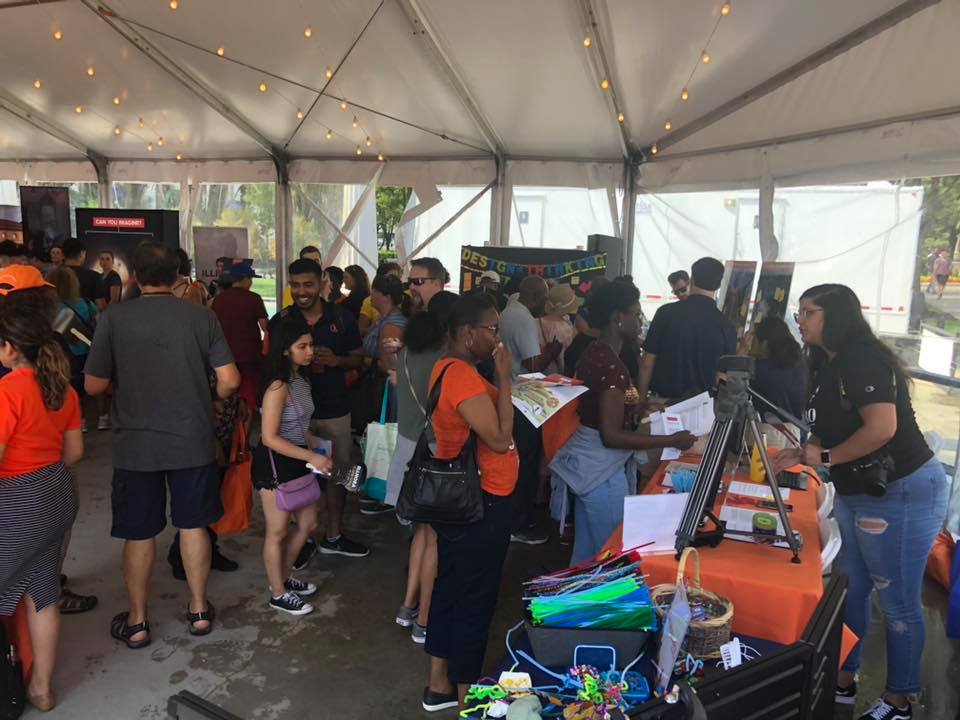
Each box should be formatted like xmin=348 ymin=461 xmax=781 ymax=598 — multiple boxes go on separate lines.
xmin=359 ymin=501 xmax=395 ymax=516
xmin=319 ymin=534 xmax=369 ymax=558
xmin=510 ymin=528 xmax=549 ymax=545
xmin=269 ymin=592 xmax=314 ymax=616
xmin=422 ymin=687 xmax=458 ymax=712
xmin=292 ymin=537 xmax=317 ymax=571
xmin=836 ymin=681 xmax=857 ymax=705
xmin=283 ymin=577 xmax=317 ymax=597
xmin=211 ymin=547 xmax=239 ymax=572
xmin=858 ymin=698 xmax=912 ymax=720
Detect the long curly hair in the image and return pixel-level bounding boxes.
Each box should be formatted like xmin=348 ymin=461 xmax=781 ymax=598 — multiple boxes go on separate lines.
xmin=0 ymin=304 xmax=71 ymax=410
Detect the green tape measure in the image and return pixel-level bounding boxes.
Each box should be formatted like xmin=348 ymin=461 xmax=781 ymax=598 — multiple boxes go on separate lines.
xmin=752 ymin=512 xmax=777 ymax=536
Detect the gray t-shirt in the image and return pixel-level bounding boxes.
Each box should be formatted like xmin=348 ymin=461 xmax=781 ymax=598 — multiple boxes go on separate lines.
xmin=499 ymin=297 xmax=541 ymax=380
xmin=84 ymin=294 xmax=235 ymax=471
xmin=396 ymin=346 xmax=444 ymax=442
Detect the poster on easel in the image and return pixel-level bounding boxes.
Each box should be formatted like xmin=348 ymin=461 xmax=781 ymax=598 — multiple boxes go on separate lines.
xmin=719 ymin=260 xmax=757 ymax=338
xmin=459 ymin=245 xmax=607 ymax=298
xmin=750 ymin=262 xmax=795 ymax=326
xmin=20 ymin=186 xmax=70 ymax=259
xmin=194 ymin=226 xmax=250 ymax=289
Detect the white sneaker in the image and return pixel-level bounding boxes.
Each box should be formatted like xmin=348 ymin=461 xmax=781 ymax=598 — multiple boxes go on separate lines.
xmin=97 ymin=414 xmax=111 ymax=431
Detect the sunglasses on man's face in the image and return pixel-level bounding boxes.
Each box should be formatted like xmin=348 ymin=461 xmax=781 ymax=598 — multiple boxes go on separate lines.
xmin=407 ymin=277 xmax=439 ymax=287
xmin=673 ymin=285 xmax=689 ymax=296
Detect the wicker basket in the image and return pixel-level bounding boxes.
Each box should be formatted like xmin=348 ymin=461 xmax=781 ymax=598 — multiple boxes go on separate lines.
xmin=650 ymin=547 xmax=734 ymax=659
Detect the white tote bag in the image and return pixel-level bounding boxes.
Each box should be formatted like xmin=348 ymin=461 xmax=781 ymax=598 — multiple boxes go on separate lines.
xmin=362 ymin=384 xmax=397 ymax=501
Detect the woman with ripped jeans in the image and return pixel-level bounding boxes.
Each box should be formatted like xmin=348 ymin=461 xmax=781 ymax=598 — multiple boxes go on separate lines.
xmin=775 ymin=284 xmax=946 ymax=720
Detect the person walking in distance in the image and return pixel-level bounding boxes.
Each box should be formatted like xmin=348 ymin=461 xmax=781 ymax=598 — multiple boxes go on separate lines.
xmin=98 ymin=250 xmax=122 ymax=306
xmin=84 ymin=241 xmax=240 ymax=649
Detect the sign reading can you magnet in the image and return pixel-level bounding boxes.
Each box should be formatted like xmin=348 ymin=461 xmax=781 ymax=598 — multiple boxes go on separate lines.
xmin=92 ymin=216 xmax=146 ymax=229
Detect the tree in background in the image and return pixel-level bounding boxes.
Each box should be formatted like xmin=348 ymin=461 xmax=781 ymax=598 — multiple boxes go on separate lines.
xmin=910 ymin=176 xmax=960 ymax=279
xmin=376 ymin=186 xmax=411 ymax=258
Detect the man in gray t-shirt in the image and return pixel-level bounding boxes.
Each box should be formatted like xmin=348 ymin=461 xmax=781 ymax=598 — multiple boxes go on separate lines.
xmin=85 ymin=241 xmax=239 ymax=647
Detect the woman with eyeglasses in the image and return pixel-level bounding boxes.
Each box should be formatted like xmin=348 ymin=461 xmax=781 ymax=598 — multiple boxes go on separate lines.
xmin=774 ymin=284 xmax=944 ymax=720
xmin=550 ymin=281 xmax=695 ymax=565
xmin=420 ymin=293 xmax=518 ymax=713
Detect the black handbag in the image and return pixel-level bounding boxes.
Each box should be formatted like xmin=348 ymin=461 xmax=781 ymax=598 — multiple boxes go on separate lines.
xmin=396 ymin=361 xmax=484 ymax=525
xmin=0 ymin=622 xmax=25 ymax=720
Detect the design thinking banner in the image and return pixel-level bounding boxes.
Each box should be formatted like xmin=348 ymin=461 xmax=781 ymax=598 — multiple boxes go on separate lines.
xmin=459 ymin=245 xmax=608 ymax=296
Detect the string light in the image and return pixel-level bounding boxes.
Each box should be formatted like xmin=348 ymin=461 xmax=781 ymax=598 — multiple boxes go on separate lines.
xmin=113 ymin=96 xmax=121 ymax=105
xmin=325 ymin=67 xmax=333 ymax=79
xmin=365 ymin=136 xmax=373 ymax=147
xmin=86 ymin=66 xmax=95 ymax=77
xmin=157 ymin=137 xmax=164 ymax=146
xmin=617 ymin=112 xmax=625 ymax=123
xmin=33 ymin=79 xmax=42 ymax=89
xmin=138 ymin=118 xmax=145 ymax=128
xmin=355 ymin=146 xmax=363 ymax=156
xmin=169 ymin=0 xmax=178 ymax=9
xmin=147 ymin=143 xmax=153 ymax=151
xmin=600 ymin=79 xmax=610 ymax=90
xmin=296 ymin=109 xmax=304 ymax=120
xmin=75 ymin=105 xmax=83 ymax=113
xmin=340 ymin=100 xmax=348 ymax=110
xmin=258 ymin=82 xmax=268 ymax=92
xmin=176 ymin=153 xmax=183 ymax=161
xmin=721 ymin=2 xmax=731 ymax=16
xmin=377 ymin=153 xmax=384 ymax=162
xmin=304 ymin=26 xmax=312 ymax=38
xmin=701 ymin=51 xmax=711 ymax=64
xmin=325 ymin=129 xmax=333 ymax=140
xmin=53 ymin=31 xmax=62 ymax=41
xmin=664 ymin=120 xmax=673 ymax=131
xmin=114 ymin=126 xmax=121 ymax=136
xmin=651 ymin=144 xmax=658 ymax=155
xmin=583 ymin=36 xmax=591 ymax=48
xmin=352 ymin=116 xmax=359 ymax=128
xmin=216 ymin=46 xmax=225 ymax=56
xmin=681 ymin=88 xmax=689 ymax=101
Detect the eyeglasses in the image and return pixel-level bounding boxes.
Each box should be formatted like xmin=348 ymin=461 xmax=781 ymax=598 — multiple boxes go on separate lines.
xmin=407 ymin=277 xmax=439 ymax=286
xmin=476 ymin=324 xmax=500 ymax=335
xmin=673 ymin=285 xmax=688 ymax=296
xmin=793 ymin=308 xmax=824 ymax=322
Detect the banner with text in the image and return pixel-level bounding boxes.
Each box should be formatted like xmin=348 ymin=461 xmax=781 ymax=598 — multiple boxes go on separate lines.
xmin=194 ymin=226 xmax=250 ymax=289
xmin=459 ymin=245 xmax=608 ymax=296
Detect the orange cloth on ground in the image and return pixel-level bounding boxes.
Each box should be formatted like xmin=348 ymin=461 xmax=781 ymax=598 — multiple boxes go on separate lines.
xmin=428 ymin=358 xmax=519 ymax=497
xmin=601 ymin=455 xmax=857 ymax=661
xmin=0 ymin=368 xmax=80 ymax=477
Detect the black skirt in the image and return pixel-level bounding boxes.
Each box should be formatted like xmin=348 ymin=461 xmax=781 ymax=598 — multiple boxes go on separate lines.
xmin=252 ymin=443 xmax=325 ymax=491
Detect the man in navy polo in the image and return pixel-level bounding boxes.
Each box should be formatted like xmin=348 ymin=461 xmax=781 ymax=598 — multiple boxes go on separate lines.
xmin=267 ymin=258 xmax=369 ymax=564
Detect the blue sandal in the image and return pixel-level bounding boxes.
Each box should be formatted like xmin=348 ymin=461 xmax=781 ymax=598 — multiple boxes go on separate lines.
xmin=186 ymin=601 xmax=215 ymax=636
xmin=110 ymin=611 xmax=151 ymax=649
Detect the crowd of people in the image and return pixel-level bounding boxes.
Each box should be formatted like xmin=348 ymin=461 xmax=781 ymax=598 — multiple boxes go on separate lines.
xmin=0 ymin=237 xmax=947 ymax=720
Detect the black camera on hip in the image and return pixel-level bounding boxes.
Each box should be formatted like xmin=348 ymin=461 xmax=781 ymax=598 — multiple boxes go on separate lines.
xmin=849 ymin=452 xmax=895 ymax=497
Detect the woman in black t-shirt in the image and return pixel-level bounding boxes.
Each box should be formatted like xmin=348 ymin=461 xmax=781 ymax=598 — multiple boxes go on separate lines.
xmin=773 ymin=284 xmax=945 ymax=720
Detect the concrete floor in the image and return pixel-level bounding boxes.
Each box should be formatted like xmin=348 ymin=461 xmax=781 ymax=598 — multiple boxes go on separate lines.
xmin=26 ymin=427 xmax=960 ymax=719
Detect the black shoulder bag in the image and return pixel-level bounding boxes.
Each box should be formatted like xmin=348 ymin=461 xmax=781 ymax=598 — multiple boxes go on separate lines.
xmin=396 ymin=361 xmax=484 ymax=525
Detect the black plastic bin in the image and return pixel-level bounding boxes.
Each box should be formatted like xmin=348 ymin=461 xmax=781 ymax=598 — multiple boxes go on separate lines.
xmin=523 ymin=611 xmax=652 ymax=669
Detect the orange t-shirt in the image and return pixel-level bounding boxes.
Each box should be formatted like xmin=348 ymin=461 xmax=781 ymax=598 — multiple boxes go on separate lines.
xmin=428 ymin=358 xmax=518 ymax=497
xmin=0 ymin=368 xmax=81 ymax=478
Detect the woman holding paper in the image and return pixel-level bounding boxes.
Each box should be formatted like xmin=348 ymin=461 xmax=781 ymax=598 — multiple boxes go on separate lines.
xmin=550 ymin=281 xmax=695 ymax=565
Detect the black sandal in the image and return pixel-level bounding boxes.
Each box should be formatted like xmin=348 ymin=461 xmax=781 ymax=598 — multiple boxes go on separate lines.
xmin=186 ymin=601 xmax=216 ymax=636
xmin=60 ymin=588 xmax=98 ymax=615
xmin=110 ymin=611 xmax=151 ymax=649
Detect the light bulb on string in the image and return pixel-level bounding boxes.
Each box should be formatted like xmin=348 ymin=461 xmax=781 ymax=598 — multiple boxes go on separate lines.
xmin=296 ymin=109 xmax=304 ymax=120
xmin=176 ymin=154 xmax=183 ymax=161
xmin=33 ymin=79 xmax=42 ymax=89
xmin=138 ymin=118 xmax=145 ymax=128
xmin=53 ymin=31 xmax=62 ymax=41
xmin=583 ymin=36 xmax=591 ymax=48
xmin=650 ymin=144 xmax=658 ymax=155
xmin=365 ymin=136 xmax=373 ymax=147
xmin=721 ymin=2 xmax=731 ymax=16
xmin=304 ymin=26 xmax=312 ymax=38
xmin=681 ymin=88 xmax=689 ymax=101
xmin=114 ymin=126 xmax=121 ymax=136
xmin=113 ymin=96 xmax=121 ymax=105
xmin=600 ymin=79 xmax=609 ymax=90
xmin=75 ymin=105 xmax=83 ymax=113
xmin=258 ymin=82 xmax=268 ymax=93
xmin=664 ymin=120 xmax=672 ymax=131
xmin=216 ymin=46 xmax=225 ymax=56
xmin=340 ymin=100 xmax=348 ymax=110
xmin=355 ymin=146 xmax=363 ymax=156
xmin=377 ymin=153 xmax=384 ymax=162
xmin=701 ymin=51 xmax=711 ymax=64
xmin=325 ymin=129 xmax=333 ymax=140
xmin=325 ymin=67 xmax=333 ymax=79
xmin=352 ymin=116 xmax=359 ymax=128
xmin=147 ymin=143 xmax=153 ymax=151
xmin=86 ymin=66 xmax=95 ymax=77
xmin=169 ymin=0 xmax=178 ymax=9
xmin=157 ymin=137 xmax=164 ymax=146
xmin=617 ymin=112 xmax=625 ymax=123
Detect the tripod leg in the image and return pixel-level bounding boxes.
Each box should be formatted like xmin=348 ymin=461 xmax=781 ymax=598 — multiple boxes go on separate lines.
xmin=746 ymin=411 xmax=802 ymax=563
xmin=675 ymin=418 xmax=735 ymax=555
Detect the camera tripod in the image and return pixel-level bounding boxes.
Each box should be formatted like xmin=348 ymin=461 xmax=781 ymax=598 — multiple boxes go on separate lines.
xmin=674 ymin=357 xmax=804 ymax=563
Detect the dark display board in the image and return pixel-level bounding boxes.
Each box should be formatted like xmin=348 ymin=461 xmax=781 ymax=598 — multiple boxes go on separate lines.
xmin=75 ymin=208 xmax=179 ymax=300
xmin=719 ymin=260 xmax=757 ymax=339
xmin=751 ymin=262 xmax=796 ymax=325
xmin=460 ymin=245 xmax=608 ymax=297
xmin=20 ymin=186 xmax=70 ymax=259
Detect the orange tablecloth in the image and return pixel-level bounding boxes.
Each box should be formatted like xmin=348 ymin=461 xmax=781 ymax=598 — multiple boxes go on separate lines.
xmin=603 ymin=455 xmax=856 ymax=658
xmin=1 ymin=602 xmax=33 ymax=682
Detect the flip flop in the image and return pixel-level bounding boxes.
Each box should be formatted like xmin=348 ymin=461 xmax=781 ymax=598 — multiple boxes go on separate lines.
xmin=110 ymin=611 xmax=151 ymax=649
xmin=186 ymin=601 xmax=216 ymax=636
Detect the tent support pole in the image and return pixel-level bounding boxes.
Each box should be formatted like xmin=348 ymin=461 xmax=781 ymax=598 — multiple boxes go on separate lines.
xmin=489 ymin=155 xmax=506 ymax=246
xmin=275 ymin=158 xmax=291 ymax=304
xmin=498 ymin=160 xmax=513 ymax=247
xmin=648 ymin=0 xmax=941 ymax=156
xmin=623 ymin=159 xmax=638 ymax=277
xmin=92 ymin=156 xmax=111 ymax=209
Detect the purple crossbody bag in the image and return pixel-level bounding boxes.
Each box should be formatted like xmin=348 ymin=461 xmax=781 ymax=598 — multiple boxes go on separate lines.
xmin=269 ymin=383 xmax=322 ymax=513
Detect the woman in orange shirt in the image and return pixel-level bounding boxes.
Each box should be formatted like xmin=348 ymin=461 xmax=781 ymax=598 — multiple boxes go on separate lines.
xmin=421 ymin=294 xmax=518 ymax=713
xmin=0 ymin=304 xmax=82 ymax=712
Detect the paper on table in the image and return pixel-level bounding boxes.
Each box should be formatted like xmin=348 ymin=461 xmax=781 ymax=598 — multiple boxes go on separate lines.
xmin=622 ymin=493 xmax=688 ymax=555
xmin=727 ymin=480 xmax=791 ymax=501
xmin=663 ymin=461 xmax=700 ymax=488
xmin=658 ymin=414 xmax=684 ymax=461
xmin=649 ymin=391 xmax=715 ymax=437
xmin=719 ymin=505 xmax=790 ymax=548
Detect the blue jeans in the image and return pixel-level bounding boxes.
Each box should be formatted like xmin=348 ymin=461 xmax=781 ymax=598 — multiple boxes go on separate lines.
xmin=834 ymin=456 xmax=947 ymax=694
xmin=570 ymin=470 xmax=628 ymax=566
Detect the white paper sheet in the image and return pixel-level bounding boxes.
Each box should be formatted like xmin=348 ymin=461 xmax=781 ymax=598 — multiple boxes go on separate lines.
xmin=649 ymin=391 xmax=715 ymax=437
xmin=726 ymin=480 xmax=791 ymax=501
xmin=622 ymin=493 xmax=688 ymax=555
xmin=511 ymin=374 xmax=588 ymax=428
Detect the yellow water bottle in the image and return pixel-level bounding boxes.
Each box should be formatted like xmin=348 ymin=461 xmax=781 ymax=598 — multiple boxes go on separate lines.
xmin=749 ymin=433 xmax=767 ymax=484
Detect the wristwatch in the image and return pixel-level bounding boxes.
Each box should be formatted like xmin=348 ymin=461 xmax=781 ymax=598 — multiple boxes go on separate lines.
xmin=820 ymin=449 xmax=832 ymax=467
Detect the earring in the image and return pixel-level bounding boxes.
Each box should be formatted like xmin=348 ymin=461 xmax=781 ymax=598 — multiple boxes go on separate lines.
xmin=467 ymin=336 xmax=474 ymax=349
xmin=617 ymin=320 xmax=622 ymax=329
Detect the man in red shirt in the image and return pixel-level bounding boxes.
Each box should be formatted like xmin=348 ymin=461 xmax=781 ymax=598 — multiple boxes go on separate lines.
xmin=211 ymin=262 xmax=268 ymax=412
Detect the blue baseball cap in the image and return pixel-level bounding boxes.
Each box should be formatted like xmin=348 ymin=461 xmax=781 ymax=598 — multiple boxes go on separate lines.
xmin=224 ymin=261 xmax=261 ymax=279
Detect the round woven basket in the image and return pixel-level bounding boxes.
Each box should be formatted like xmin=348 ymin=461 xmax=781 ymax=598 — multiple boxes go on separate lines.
xmin=650 ymin=547 xmax=734 ymax=659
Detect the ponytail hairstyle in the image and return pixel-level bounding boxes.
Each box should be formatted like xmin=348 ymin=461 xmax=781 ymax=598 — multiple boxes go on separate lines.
xmin=372 ymin=274 xmax=412 ymax=317
xmin=0 ymin=304 xmax=71 ymax=410
xmin=404 ymin=290 xmax=458 ymax=353
xmin=753 ymin=316 xmax=803 ymax=369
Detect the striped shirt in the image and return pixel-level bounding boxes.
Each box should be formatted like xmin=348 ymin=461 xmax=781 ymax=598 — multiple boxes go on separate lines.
xmin=278 ymin=375 xmax=314 ymax=446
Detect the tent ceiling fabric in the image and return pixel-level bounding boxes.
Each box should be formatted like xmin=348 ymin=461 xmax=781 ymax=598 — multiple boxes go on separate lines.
xmin=0 ymin=0 xmax=957 ymax=188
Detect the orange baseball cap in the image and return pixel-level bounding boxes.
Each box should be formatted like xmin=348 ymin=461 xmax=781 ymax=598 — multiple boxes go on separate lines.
xmin=0 ymin=264 xmax=55 ymax=296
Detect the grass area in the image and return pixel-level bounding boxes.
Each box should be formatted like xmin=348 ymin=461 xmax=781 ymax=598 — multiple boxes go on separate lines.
xmin=251 ymin=277 xmax=276 ymax=300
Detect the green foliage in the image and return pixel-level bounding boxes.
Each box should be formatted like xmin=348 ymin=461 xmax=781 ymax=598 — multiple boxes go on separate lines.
xmin=376 ymin=185 xmax=412 ymax=251
xmin=912 ymin=176 xmax=960 ymax=277
xmin=192 ymin=183 xmax=276 ymax=268
xmin=291 ymin=183 xmax=344 ymax=257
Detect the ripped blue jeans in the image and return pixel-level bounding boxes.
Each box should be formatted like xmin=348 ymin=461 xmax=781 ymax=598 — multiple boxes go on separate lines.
xmin=834 ymin=456 xmax=947 ymax=694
